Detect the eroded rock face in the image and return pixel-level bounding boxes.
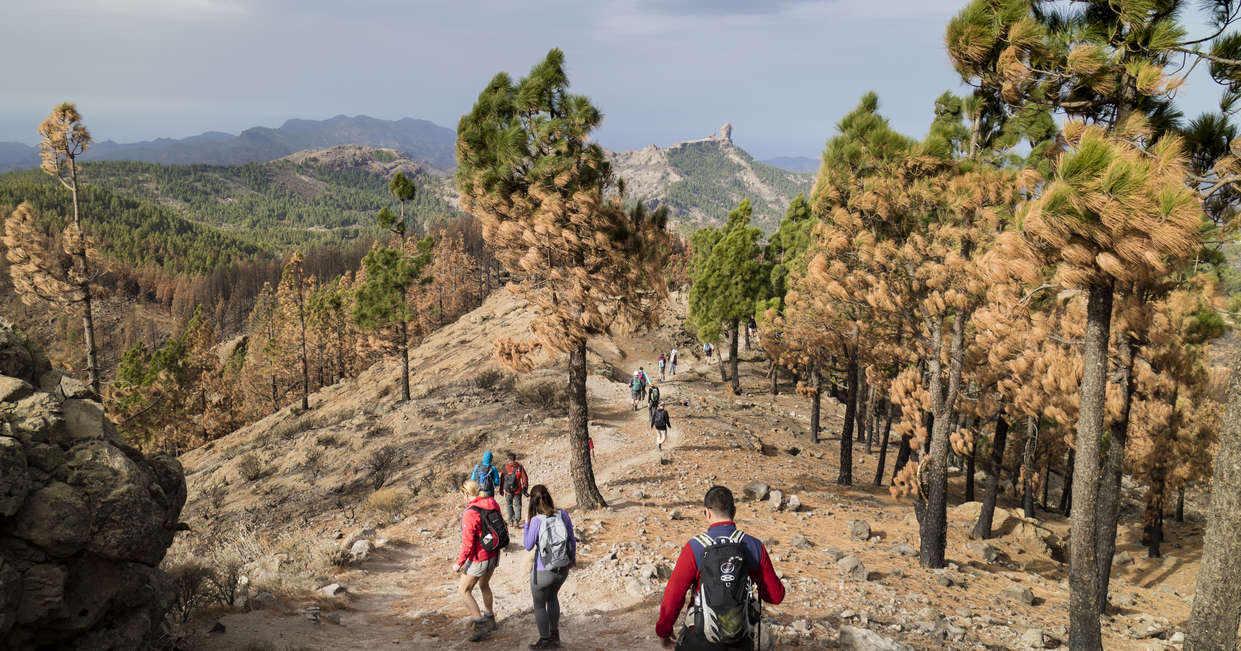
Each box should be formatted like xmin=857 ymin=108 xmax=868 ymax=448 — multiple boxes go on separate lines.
xmin=0 ymin=320 xmax=186 ymax=649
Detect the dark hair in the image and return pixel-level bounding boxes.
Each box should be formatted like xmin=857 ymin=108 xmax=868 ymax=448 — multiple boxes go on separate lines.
xmin=528 ymin=484 xmax=556 ymax=519
xmin=507 ymin=451 xmax=517 ymax=461
xmin=704 ymin=485 xmax=735 ymax=519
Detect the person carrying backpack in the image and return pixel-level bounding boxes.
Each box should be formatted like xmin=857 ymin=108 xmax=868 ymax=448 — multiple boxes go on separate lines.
xmin=501 ymin=452 xmax=530 ymax=526
xmin=670 ymin=348 xmax=678 ymax=376
xmin=648 ymin=383 xmax=662 ymax=422
xmin=630 ymin=372 xmax=644 ymax=411
xmin=656 ymin=486 xmax=784 ymax=650
xmin=471 ymin=451 xmax=501 ymax=497
xmin=523 ymin=484 xmax=577 ymax=649
xmin=658 ymin=354 xmax=667 ymax=381
xmin=639 ymin=367 xmax=650 ymax=400
xmin=454 ymin=478 xmax=508 ymax=642
xmin=651 ymin=403 xmax=671 ymax=453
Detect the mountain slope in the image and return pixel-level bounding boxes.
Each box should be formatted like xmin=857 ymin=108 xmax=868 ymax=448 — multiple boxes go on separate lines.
xmin=762 ymin=156 xmax=820 ymax=173
xmin=0 ymin=115 xmax=459 ymax=172
xmin=609 ymin=124 xmax=814 ymax=231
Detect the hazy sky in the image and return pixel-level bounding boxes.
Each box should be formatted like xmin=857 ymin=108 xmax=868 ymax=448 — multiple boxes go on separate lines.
xmin=0 ymin=0 xmax=1229 ymax=159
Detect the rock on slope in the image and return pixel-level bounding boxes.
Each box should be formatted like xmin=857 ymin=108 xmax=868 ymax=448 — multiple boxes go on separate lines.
xmin=0 ymin=320 xmax=187 ymax=650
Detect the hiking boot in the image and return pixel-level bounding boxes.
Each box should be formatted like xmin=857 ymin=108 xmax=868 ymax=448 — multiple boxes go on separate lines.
xmin=529 ymin=639 xmax=555 ymax=649
xmin=469 ymin=619 xmax=491 ymax=642
xmin=551 ymin=630 xmax=561 ymax=646
xmin=484 ymin=612 xmax=497 ymax=631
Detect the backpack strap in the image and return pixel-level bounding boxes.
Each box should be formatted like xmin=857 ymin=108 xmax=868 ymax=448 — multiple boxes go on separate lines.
xmin=728 ymin=529 xmax=746 ymax=544
xmin=694 ymin=533 xmax=715 ymax=548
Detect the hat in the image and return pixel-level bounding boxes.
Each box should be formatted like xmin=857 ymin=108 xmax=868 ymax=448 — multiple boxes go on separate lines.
xmin=482 ymin=450 xmax=492 ymax=465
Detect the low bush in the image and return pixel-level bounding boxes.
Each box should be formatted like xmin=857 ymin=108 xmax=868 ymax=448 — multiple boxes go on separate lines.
xmin=363 ymin=445 xmax=401 ymax=490
xmin=237 ymin=453 xmax=265 ymax=482
xmin=365 ymin=488 xmax=409 ymax=521
xmin=516 ymin=380 xmax=565 ymax=415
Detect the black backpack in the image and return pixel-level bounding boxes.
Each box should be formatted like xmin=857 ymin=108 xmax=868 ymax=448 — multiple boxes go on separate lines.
xmin=693 ymin=530 xmax=756 ymax=645
xmin=502 ymin=464 xmax=522 ymax=494
xmin=470 ymin=506 xmax=510 ymax=553
xmin=653 ymin=408 xmax=670 ymax=430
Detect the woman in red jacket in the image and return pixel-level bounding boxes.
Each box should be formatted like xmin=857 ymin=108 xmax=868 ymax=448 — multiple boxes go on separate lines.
xmin=453 ymin=479 xmax=503 ymax=641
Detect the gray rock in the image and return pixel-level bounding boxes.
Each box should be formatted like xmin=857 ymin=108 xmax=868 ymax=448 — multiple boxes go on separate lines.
xmin=891 ymin=543 xmax=917 ymax=557
xmin=1001 ymin=583 xmax=1036 ymax=606
xmin=350 ymin=539 xmax=374 ymax=562
xmin=742 ymin=481 xmax=770 ymax=502
xmin=1170 ymin=631 xmax=1185 ymax=644
xmin=768 ymin=490 xmax=784 ymax=511
xmin=60 ymin=399 xmax=110 ymax=442
xmin=57 ymin=376 xmax=95 ymax=401
xmin=837 ymin=555 xmax=868 ymax=581
xmin=0 ymin=376 xmax=33 ymax=403
xmin=823 ymin=547 xmax=845 ymax=561
xmin=790 ymin=535 xmax=812 ymax=549
xmin=839 ymin=625 xmax=914 ymax=650
xmin=10 ymin=482 xmax=91 ymax=556
xmin=1112 ymin=550 xmax=1134 ymax=566
xmin=1020 ymin=628 xmax=1046 ymax=648
xmin=317 ymin=583 xmax=347 ymax=597
xmin=849 ymin=520 xmax=871 ymax=541
xmin=786 ymin=494 xmax=802 ymax=512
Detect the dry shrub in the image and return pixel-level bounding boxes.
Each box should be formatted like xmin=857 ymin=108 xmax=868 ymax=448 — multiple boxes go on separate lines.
xmin=166 ymin=561 xmax=214 ymax=623
xmin=516 ymin=380 xmax=565 ymax=415
xmin=205 ymin=481 xmax=228 ymax=511
xmin=302 ymin=447 xmax=323 ymax=473
xmin=237 ymin=453 xmax=265 ymax=482
xmin=473 ymin=368 xmax=508 ymax=391
xmin=364 ymin=425 xmax=393 ymax=440
xmin=316 ymin=433 xmax=345 ymax=448
xmin=362 ymin=445 xmax=401 ymax=490
xmin=365 ymin=488 xmax=409 ymax=521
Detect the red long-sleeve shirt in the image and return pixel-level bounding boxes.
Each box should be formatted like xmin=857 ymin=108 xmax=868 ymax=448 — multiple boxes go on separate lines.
xmin=456 ymin=496 xmax=502 ymax=566
xmin=656 ymin=521 xmax=785 ymax=639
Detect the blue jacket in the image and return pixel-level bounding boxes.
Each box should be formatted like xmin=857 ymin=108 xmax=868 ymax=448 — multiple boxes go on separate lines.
xmin=471 ymin=464 xmax=500 ymax=495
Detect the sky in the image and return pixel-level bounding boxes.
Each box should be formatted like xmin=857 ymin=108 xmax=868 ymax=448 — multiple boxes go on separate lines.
xmin=0 ymin=0 xmax=1230 ymax=160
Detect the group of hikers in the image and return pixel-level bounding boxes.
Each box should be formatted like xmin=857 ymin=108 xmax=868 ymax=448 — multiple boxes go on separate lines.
xmin=631 ymin=364 xmax=672 ymax=453
xmin=457 ymin=450 xmax=785 ymax=649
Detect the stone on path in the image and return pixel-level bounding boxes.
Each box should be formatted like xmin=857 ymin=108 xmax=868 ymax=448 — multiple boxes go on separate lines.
xmin=837 ymin=555 xmax=868 ymax=581
xmin=839 ymin=625 xmax=913 ymax=651
xmin=742 ymin=481 xmax=770 ymax=502
xmin=849 ymin=519 xmax=871 ymax=541
xmin=1001 ymin=583 xmax=1035 ymax=606
xmin=1020 ymin=628 xmax=1046 ymax=648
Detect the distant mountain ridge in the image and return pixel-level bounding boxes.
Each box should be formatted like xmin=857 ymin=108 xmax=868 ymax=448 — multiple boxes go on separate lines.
xmin=0 ymin=115 xmax=458 ymax=172
xmin=761 ymin=156 xmax=820 ymax=173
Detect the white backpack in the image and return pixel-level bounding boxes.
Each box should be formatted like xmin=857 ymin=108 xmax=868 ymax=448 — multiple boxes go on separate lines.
xmin=537 ymin=511 xmax=572 ymax=570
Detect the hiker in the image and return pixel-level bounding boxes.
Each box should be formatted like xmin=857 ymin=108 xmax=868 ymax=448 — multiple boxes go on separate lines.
xmin=471 ymin=451 xmax=502 ymax=497
xmin=651 ymin=403 xmax=670 ymax=452
xmin=630 ymin=371 xmax=644 ymax=411
xmin=658 ymin=354 xmax=667 ymax=381
xmin=523 ymin=484 xmax=577 ymax=649
xmin=639 ymin=367 xmax=650 ymax=400
xmin=656 ymin=486 xmax=784 ymax=650
xmin=500 ymin=452 xmax=530 ymax=526
xmin=670 ymin=348 xmax=678 ymax=375
xmin=648 ymin=382 xmax=662 ymax=422
xmin=703 ymin=342 xmax=713 ymax=362
xmin=588 ymin=435 xmax=597 ymax=465
xmin=454 ymin=478 xmax=508 ymax=642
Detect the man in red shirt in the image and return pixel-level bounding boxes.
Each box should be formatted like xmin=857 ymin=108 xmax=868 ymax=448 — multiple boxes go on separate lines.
xmin=499 ymin=451 xmax=529 ymax=526
xmin=656 ymin=486 xmax=785 ymax=649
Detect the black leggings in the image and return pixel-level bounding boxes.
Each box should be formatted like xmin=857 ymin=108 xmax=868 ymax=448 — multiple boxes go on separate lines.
xmin=531 ymin=568 xmax=567 ymax=640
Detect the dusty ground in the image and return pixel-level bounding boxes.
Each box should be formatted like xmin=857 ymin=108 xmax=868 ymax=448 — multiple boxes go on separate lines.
xmin=172 ymin=289 xmax=1203 ymax=650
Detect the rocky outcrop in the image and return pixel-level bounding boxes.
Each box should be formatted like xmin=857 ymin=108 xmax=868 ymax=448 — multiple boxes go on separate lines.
xmin=0 ymin=320 xmax=186 ymax=650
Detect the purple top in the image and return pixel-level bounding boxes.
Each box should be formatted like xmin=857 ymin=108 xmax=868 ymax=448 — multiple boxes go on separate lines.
xmin=523 ymin=509 xmax=577 ymax=572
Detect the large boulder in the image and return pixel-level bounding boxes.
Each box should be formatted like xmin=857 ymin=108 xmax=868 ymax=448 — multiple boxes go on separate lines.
xmin=0 ymin=321 xmax=186 ymax=649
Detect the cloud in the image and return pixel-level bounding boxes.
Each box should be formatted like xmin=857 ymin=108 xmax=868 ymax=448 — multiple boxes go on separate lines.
xmin=632 ymin=0 xmax=820 ymax=16
xmin=82 ymin=0 xmax=245 ymax=18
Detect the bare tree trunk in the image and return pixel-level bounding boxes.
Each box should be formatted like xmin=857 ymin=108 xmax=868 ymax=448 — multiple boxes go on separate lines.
xmin=1175 ymin=487 xmax=1185 ymax=523
xmin=919 ymin=312 xmax=964 ymax=569
xmin=865 ymin=384 xmax=878 ymax=454
xmin=965 ymin=433 xmax=977 ymax=504
xmin=728 ymin=320 xmax=740 ymax=394
xmin=400 ymin=319 xmax=411 ymax=401
xmin=1060 ymin=449 xmax=1075 ymax=516
xmin=893 ymin=433 xmax=912 ymax=481
xmin=809 ymin=364 xmax=821 ymax=445
xmin=719 ymin=343 xmax=729 ymax=383
xmin=1022 ymin=416 xmax=1038 ymax=518
xmin=1068 ymin=277 xmax=1113 ymax=651
xmin=1186 ymin=345 xmax=1241 ymax=650
xmin=838 ymin=350 xmax=857 ymax=486
xmin=1096 ymin=332 xmax=1136 ymax=612
xmin=874 ymin=401 xmax=894 ymax=486
xmin=769 ymin=361 xmax=778 ymax=396
xmin=1042 ymin=454 xmax=1052 ymax=508
xmin=973 ymin=415 xmax=1009 ymax=540
xmin=568 ymin=338 xmax=606 ymax=509
xmin=1143 ymin=478 xmax=1165 ymax=559
xmin=855 ymin=372 xmax=868 ymax=444
xmin=68 ymin=169 xmax=100 ymax=395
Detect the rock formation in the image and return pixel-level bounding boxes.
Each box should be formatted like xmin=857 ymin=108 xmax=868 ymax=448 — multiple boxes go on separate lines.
xmin=0 ymin=320 xmax=186 ymax=650
xmin=719 ymin=122 xmax=733 ymax=143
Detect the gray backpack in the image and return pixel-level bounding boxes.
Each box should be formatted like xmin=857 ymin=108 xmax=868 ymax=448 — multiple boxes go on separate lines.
xmin=537 ymin=512 xmax=572 ymax=570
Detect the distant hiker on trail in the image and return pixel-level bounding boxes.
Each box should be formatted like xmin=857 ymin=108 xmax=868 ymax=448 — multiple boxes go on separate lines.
xmin=651 ymin=403 xmax=670 ymax=453
xmin=500 ymin=452 xmax=530 ymax=526
xmin=639 ymin=367 xmax=651 ymax=400
xmin=658 ymin=354 xmax=667 ymax=381
xmin=588 ymin=436 xmax=597 ymax=465
xmin=471 ymin=451 xmax=501 ymax=497
xmin=523 ymin=484 xmax=577 ymax=649
xmin=630 ymin=372 xmax=644 ymax=411
xmin=648 ymin=383 xmax=662 ymax=422
xmin=669 ymin=348 xmax=678 ymax=375
xmin=703 ymin=342 xmax=713 ymax=362
xmin=656 ymin=486 xmax=784 ymax=650
xmin=454 ymin=479 xmax=508 ymax=642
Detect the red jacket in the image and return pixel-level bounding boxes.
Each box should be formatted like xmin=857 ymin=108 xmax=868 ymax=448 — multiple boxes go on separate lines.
xmin=656 ymin=521 xmax=785 ymax=639
xmin=457 ymin=496 xmax=502 ymax=566
xmin=500 ymin=461 xmax=528 ymax=495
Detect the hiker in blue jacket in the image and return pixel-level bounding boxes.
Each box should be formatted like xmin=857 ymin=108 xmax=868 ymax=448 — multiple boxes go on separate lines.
xmin=471 ymin=451 xmax=502 ymax=497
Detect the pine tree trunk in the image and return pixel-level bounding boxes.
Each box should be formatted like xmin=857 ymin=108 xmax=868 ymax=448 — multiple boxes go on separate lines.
xmin=400 ymin=319 xmax=411 ymax=402
xmin=769 ymin=361 xmax=777 ymax=396
xmin=1042 ymin=454 xmax=1052 ymax=508
xmin=973 ymin=415 xmax=1009 ymax=540
xmin=865 ymin=385 xmax=878 ymax=454
xmin=920 ymin=312 xmax=965 ymax=569
xmin=567 ymin=338 xmax=606 ymax=509
xmin=1175 ymin=487 xmax=1185 ymax=523
xmin=1143 ymin=479 xmax=1165 ymax=559
xmin=1096 ymin=332 xmax=1135 ymax=612
xmin=874 ymin=401 xmax=894 ymax=486
xmin=893 ymin=433 xmax=912 ymax=481
xmin=743 ymin=323 xmax=750 ymax=351
xmin=809 ymin=364 xmax=821 ymax=445
xmin=1186 ymin=349 xmax=1241 ymax=651
xmin=855 ymin=372 xmax=868 ymax=444
xmin=838 ymin=351 xmax=857 ymax=486
xmin=719 ymin=345 xmax=729 ymax=383
xmin=68 ymin=173 xmax=100 ymax=395
xmin=1060 ymin=449 xmax=1075 ymax=516
xmin=728 ymin=320 xmax=740 ymax=394
xmin=965 ymin=440 xmax=977 ymax=503
xmin=1068 ymin=277 xmax=1113 ymax=651
xmin=1023 ymin=416 xmax=1039 ymax=518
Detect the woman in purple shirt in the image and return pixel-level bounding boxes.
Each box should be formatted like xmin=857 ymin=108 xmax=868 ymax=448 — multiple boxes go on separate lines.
xmin=523 ymin=485 xmax=576 ymax=649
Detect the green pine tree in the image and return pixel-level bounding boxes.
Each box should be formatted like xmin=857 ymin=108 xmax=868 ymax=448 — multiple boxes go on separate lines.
xmin=353 ymin=237 xmax=433 ymax=402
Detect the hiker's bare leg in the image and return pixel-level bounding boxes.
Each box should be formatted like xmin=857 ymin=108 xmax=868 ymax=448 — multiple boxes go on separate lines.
xmin=459 ymin=573 xmax=481 ymax=619
xmin=479 ymin=567 xmax=496 ymax=614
